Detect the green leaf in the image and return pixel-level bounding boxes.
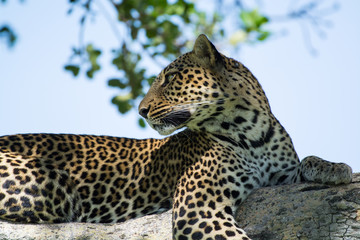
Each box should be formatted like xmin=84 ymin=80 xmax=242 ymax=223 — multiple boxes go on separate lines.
xmin=111 ymin=95 xmax=132 ymax=114
xmin=85 ymin=44 xmax=101 ymax=79
xmin=257 ymin=31 xmax=271 ymax=41
xmin=64 ymin=64 xmax=80 ymax=77
xmin=108 ymin=78 xmax=127 ymax=89
xmin=138 ymin=118 xmax=146 ymax=128
xmin=240 ymin=9 xmax=269 ymax=32
xmin=86 ymin=64 xmax=100 ymax=79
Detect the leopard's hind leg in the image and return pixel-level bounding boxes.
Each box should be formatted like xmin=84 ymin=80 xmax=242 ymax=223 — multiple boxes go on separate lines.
xmin=0 ymin=154 xmax=81 ymax=223
xmin=300 ymin=155 xmax=352 ymax=185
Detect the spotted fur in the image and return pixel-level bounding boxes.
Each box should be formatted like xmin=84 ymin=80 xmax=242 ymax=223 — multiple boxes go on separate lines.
xmin=0 ymin=35 xmax=352 ymax=239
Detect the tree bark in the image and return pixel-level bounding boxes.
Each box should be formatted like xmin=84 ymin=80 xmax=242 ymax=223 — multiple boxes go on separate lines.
xmin=236 ymin=173 xmax=360 ymax=240
xmin=0 ymin=174 xmax=359 ymax=240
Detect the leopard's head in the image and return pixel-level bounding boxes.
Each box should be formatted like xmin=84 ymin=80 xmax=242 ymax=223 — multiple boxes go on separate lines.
xmin=139 ymin=34 xmax=270 ymax=135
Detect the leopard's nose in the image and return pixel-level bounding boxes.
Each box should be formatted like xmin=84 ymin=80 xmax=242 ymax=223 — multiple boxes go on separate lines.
xmin=139 ymin=106 xmax=150 ymax=119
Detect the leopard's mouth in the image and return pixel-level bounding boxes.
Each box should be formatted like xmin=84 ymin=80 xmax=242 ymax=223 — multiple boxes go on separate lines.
xmin=149 ymin=109 xmax=192 ymax=135
xmin=160 ymin=109 xmax=191 ymax=127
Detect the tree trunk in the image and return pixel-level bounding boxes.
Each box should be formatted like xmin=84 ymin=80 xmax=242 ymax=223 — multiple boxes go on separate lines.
xmin=1 ymin=174 xmax=359 ymax=240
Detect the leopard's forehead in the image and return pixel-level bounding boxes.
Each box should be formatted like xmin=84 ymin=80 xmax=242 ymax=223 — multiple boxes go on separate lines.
xmin=163 ymin=53 xmax=196 ymax=72
xmin=163 ymin=52 xmax=237 ymax=73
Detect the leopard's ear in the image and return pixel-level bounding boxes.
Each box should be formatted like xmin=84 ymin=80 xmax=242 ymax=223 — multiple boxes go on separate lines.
xmin=192 ymin=34 xmax=224 ymax=71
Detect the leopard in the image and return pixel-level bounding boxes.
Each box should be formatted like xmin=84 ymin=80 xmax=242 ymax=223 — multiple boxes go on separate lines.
xmin=0 ymin=34 xmax=352 ymax=240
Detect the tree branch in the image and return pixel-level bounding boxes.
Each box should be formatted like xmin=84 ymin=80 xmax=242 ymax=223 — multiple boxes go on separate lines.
xmin=1 ymin=174 xmax=359 ymax=240
xmin=236 ymin=173 xmax=360 ymax=239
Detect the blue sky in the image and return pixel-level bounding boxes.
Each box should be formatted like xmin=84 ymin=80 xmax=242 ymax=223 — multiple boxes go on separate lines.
xmin=0 ymin=1 xmax=359 ymax=172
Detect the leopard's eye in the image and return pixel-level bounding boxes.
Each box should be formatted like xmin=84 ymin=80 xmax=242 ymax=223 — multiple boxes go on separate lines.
xmin=162 ymin=72 xmax=177 ymax=87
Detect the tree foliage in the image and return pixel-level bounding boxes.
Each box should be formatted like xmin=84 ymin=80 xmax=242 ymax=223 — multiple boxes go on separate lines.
xmin=1 ymin=0 xmax=339 ymax=127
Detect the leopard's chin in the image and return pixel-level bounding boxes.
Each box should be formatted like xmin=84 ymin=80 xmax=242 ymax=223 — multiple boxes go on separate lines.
xmin=148 ymin=109 xmax=191 ymax=135
xmin=152 ymin=124 xmax=180 ymax=136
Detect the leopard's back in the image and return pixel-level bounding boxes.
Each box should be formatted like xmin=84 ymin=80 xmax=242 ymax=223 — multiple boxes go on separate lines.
xmin=0 ymin=133 xmax=177 ymax=223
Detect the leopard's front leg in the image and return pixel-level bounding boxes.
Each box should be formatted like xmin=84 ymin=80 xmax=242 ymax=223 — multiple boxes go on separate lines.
xmin=172 ymin=162 xmax=256 ymax=240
